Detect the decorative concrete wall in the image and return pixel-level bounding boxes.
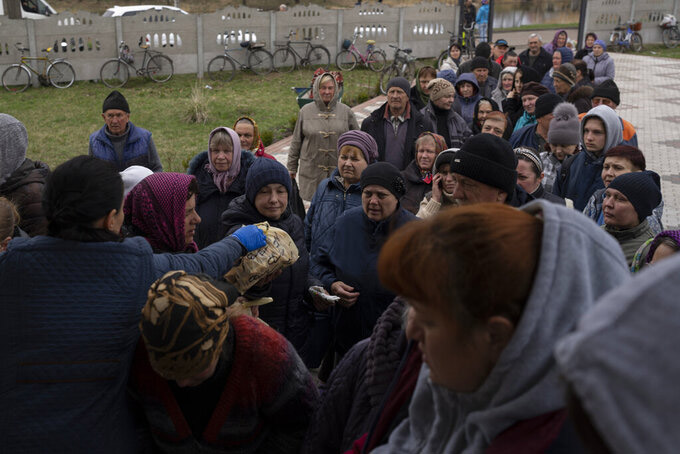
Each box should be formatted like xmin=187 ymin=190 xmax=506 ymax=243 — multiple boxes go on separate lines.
xmin=0 ymin=2 xmax=458 ymax=82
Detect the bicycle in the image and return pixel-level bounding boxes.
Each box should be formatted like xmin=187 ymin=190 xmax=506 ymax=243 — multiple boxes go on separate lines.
xmin=460 ymin=23 xmax=476 ymax=60
xmin=2 ymin=43 xmax=75 ymax=92
xmin=207 ymin=32 xmax=273 ymax=81
xmin=608 ymin=21 xmax=643 ymax=52
xmin=100 ymin=39 xmax=174 ymax=88
xmin=272 ymin=31 xmax=331 ymax=73
xmin=335 ymin=31 xmax=386 ymax=72
xmin=660 ymin=14 xmax=680 ymax=48
xmin=379 ymin=44 xmax=417 ymax=95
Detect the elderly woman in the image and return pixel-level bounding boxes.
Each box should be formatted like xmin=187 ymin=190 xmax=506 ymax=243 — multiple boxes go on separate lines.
xmin=124 ymin=172 xmax=201 ymax=253
xmin=221 ymin=158 xmax=322 ymax=362
xmin=287 ymin=72 xmax=359 ymax=200
xmin=400 ymin=132 xmax=447 ymax=214
xmin=416 ymin=148 xmax=458 ymax=218
xmin=233 ymin=116 xmax=275 ymax=160
xmin=491 ymin=66 xmax=517 ymax=110
xmin=313 ymin=162 xmax=416 ymax=362
xmin=543 ymin=29 xmax=568 ymax=54
xmin=369 ymin=199 xmax=629 ymax=453
xmin=515 ymin=147 xmax=566 ymax=204
xmin=471 ymin=97 xmax=500 ymax=135
xmin=583 ymin=39 xmax=615 ymax=85
xmin=188 ymin=127 xmax=255 ymax=249
xmin=0 ymin=155 xmax=265 ymax=451
xmin=541 ymin=47 xmax=573 ymax=94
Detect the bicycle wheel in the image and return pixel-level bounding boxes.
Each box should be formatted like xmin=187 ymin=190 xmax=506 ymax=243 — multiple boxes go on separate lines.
xmin=437 ymin=50 xmax=448 ymax=69
xmin=248 ymin=48 xmax=274 ymax=75
xmin=100 ymin=59 xmax=129 ymax=88
xmin=662 ymin=28 xmax=676 ymax=48
xmin=308 ymin=45 xmax=331 ymax=70
xmin=2 ymin=65 xmax=30 ymax=92
xmin=207 ymin=55 xmax=237 ymax=82
xmin=379 ymin=66 xmax=399 ymax=94
xmin=672 ymin=28 xmax=680 ymax=48
xmin=630 ymin=32 xmax=643 ymax=52
xmin=147 ymin=54 xmax=173 ymax=83
xmin=367 ymin=50 xmax=387 ymax=72
xmin=404 ymin=61 xmax=416 ymax=81
xmin=47 ymin=61 xmax=75 ymax=88
xmin=272 ymin=48 xmax=296 ymax=73
xmin=336 ymin=50 xmax=358 ymax=71
xmin=609 ymin=33 xmax=620 ymax=52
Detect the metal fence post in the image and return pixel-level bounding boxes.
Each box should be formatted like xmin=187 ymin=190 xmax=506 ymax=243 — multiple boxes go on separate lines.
xmin=197 ymin=14 xmax=204 ymax=78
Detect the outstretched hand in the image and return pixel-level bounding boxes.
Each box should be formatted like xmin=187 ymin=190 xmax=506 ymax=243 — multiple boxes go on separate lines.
xmin=230 ymin=225 xmax=267 ymax=252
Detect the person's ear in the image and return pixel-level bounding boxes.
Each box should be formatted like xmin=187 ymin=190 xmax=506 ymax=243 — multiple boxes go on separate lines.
xmin=102 ymin=208 xmax=118 ymax=232
xmin=0 ymin=236 xmax=11 ymax=252
xmin=539 ymin=172 xmax=545 ymax=182
xmin=497 ymin=190 xmax=508 ymax=203
xmin=485 ymin=316 xmax=515 ymax=362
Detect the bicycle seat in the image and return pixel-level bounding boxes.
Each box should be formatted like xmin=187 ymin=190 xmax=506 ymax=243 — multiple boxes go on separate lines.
xmin=240 ymin=41 xmax=251 ymax=48
xmin=402 ymin=48 xmax=412 ymax=54
xmin=366 ymin=39 xmax=376 ymax=45
xmin=139 ymin=43 xmax=150 ymax=49
xmin=614 ymin=25 xmax=626 ymax=30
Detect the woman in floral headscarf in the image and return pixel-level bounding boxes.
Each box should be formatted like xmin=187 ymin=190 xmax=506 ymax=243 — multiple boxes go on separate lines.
xmin=124 ymin=172 xmax=201 ymax=253
xmin=233 ymin=116 xmax=275 ymax=160
xmin=400 ymin=132 xmax=447 ymax=214
xmin=187 ymin=127 xmax=255 ymax=249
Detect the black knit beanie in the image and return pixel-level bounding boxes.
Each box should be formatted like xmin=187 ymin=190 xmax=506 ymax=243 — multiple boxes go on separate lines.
xmin=471 ymin=56 xmax=490 ymax=70
xmin=534 ymin=93 xmax=563 ymax=118
xmin=385 ymin=77 xmax=410 ymax=96
xmin=360 ymin=162 xmax=406 ymax=199
xmin=475 ymin=42 xmax=491 ymax=58
xmin=592 ymin=79 xmax=620 ymax=106
xmin=608 ymin=171 xmax=662 ymax=222
xmin=102 ymin=90 xmax=130 ymax=113
xmin=451 ymin=134 xmax=517 ymax=196
xmin=245 ymin=157 xmax=292 ymax=204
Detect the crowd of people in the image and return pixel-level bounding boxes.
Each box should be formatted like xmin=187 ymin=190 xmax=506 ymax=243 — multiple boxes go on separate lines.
xmin=1 ymin=25 xmax=679 ymax=454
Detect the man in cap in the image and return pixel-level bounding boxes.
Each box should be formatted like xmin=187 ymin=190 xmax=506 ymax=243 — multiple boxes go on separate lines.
xmin=131 ymin=270 xmax=318 ymax=452
xmin=510 ymin=93 xmax=562 ymax=150
xmin=491 ymin=38 xmax=509 ymax=63
xmin=420 ymin=78 xmax=471 ymax=148
xmin=580 ymin=79 xmax=638 ymax=146
xmin=89 ymin=90 xmax=162 ymax=172
xmin=361 ymin=77 xmax=433 ymax=170
xmin=518 ymin=33 xmax=553 ymax=78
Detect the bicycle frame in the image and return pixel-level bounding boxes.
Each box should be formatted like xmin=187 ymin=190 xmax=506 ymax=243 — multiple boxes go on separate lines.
xmin=610 ymin=23 xmax=634 ymax=46
xmin=280 ymin=33 xmax=314 ymax=60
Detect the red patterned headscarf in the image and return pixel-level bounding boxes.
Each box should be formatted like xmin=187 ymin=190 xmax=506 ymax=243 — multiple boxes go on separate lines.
xmin=124 ymin=172 xmax=198 ymax=253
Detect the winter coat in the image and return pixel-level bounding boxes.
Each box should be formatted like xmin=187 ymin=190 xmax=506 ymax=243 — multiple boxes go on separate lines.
xmin=490 ymin=67 xmax=517 ymax=110
xmin=518 ymin=47 xmax=553 ymax=78
xmin=604 ymin=220 xmax=656 ymax=266
xmin=456 ymin=59 xmax=502 ymax=81
xmin=371 ymin=200 xmax=629 ymax=454
xmin=541 ymin=67 xmax=557 ymax=94
xmin=131 ymin=315 xmax=319 ymax=454
xmin=476 ymin=4 xmax=488 ymax=23
xmin=567 ymin=83 xmax=594 ymax=114
xmin=584 ymin=187 xmax=664 ymax=235
xmin=530 ymin=184 xmax=566 ymax=205
xmin=512 ymin=110 xmax=536 ymax=133
xmin=0 ymin=158 xmax=49 ymax=236
xmin=89 ymin=122 xmax=162 ymax=172
xmin=452 ymin=73 xmax=482 ymax=127
xmin=509 ymin=123 xmax=540 ymax=149
xmin=360 ymin=102 xmax=433 ymax=171
xmin=0 ymin=234 xmax=246 ymax=452
xmin=304 ymin=169 xmax=363 ymax=272
xmin=312 ymin=206 xmax=416 ymax=356
xmin=187 ymin=150 xmax=256 ymax=249
xmin=476 ymin=76 xmax=497 ymax=99
xmin=222 ymin=195 xmax=316 ymax=353
xmin=287 ymin=75 xmax=359 ymax=200
xmin=420 ymin=101 xmax=472 ymax=149
xmin=400 ymin=160 xmax=432 ymax=214
xmin=583 ymin=51 xmax=615 ymax=85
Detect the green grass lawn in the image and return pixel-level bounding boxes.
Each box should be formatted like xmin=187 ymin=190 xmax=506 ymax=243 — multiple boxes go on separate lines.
xmin=2 ymin=68 xmax=382 ymax=172
xmin=636 ymin=43 xmax=680 ymax=59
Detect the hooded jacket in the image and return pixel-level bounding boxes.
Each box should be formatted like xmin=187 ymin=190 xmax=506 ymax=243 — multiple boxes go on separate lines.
xmin=543 ymin=29 xmax=568 ymax=54
xmin=491 ymin=67 xmax=517 ymax=109
xmin=420 ymin=101 xmax=472 ymax=150
xmin=287 ymin=74 xmax=359 ymax=200
xmin=371 ymin=199 xmax=629 ymax=454
xmin=553 ymin=105 xmax=623 ymax=211
xmin=583 ymin=51 xmax=615 ymax=85
xmin=452 ymin=73 xmax=482 ymax=127
xmin=556 ymin=253 xmax=680 ymax=454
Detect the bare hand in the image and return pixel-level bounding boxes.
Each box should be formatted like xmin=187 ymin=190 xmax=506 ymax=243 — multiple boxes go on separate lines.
xmin=235 ymin=295 xmax=260 ymax=318
xmin=310 ymin=287 xmax=334 ymax=311
xmin=431 ymin=173 xmax=443 ymax=203
xmin=289 ymin=172 xmax=297 ymax=181
xmin=507 ymin=89 xmax=515 ymax=99
xmin=331 ymin=281 xmax=360 ymax=308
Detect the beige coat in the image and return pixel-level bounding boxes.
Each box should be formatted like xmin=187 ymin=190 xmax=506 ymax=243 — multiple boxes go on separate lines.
xmin=287 ymin=75 xmax=358 ymax=200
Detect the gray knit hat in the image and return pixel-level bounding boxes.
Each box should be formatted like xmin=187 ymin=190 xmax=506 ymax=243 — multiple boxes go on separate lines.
xmin=386 ymin=77 xmax=410 ymax=96
xmin=553 ymin=63 xmax=577 ymax=87
xmin=0 ymin=113 xmax=28 ymax=186
xmin=548 ymin=103 xmax=580 ymax=145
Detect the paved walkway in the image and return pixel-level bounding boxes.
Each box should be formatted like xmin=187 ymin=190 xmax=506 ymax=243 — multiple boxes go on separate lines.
xmin=269 ymin=52 xmax=680 ymax=228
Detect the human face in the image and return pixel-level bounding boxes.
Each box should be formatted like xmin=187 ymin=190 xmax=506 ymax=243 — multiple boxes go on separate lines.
xmin=458 ymin=82 xmax=475 ymax=98
xmin=362 ymin=184 xmax=398 ymax=221
xmin=516 ymin=159 xmax=542 ymax=194
xmin=437 ymin=163 xmax=456 ymax=193
xmin=603 ymin=188 xmax=639 ymax=229
xmin=556 ymin=32 xmax=567 ymax=48
xmin=210 ymin=144 xmax=233 ymax=172
xmin=184 ymin=194 xmax=201 ymax=246
xmin=451 ymin=173 xmax=507 ymax=204
xmin=254 ymin=183 xmax=288 ymax=220
xmin=102 ymin=109 xmax=130 ymax=136
xmin=481 ymin=118 xmax=506 ymax=137
xmin=501 ymin=73 xmax=514 ymax=91
xmin=514 ymin=71 xmax=523 ymax=94
xmin=406 ymin=300 xmax=493 ymax=392
xmin=387 ymin=87 xmax=408 ymax=116
xmin=503 ymin=55 xmax=518 ymax=67
xmin=650 ymin=243 xmax=677 ymax=264
xmin=234 ymin=123 xmax=255 ymax=151
xmin=583 ymin=118 xmax=606 ymax=154
xmin=473 ymin=67 xmax=489 ymax=85
xmin=592 ymin=96 xmax=617 ymax=109
xmin=592 ymin=44 xmax=604 ymax=57
xmin=433 ymin=93 xmax=455 ymax=110
xmin=337 ymin=146 xmax=368 ymax=184
xmin=175 ymin=357 xmax=219 ymax=388
xmin=319 ymin=79 xmax=335 ymax=103
xmin=522 ymin=94 xmax=538 ymax=114
xmin=553 ymin=76 xmax=570 ymax=95
xmin=601 ymin=156 xmax=637 ymax=187
xmin=493 ymin=45 xmax=508 ymax=60
xmin=476 ymin=100 xmax=494 ymax=125
xmin=419 ymin=74 xmax=435 ymax=95
xmin=416 ymin=138 xmax=437 ymax=172
xmin=552 ymin=51 xmax=562 ymax=69
xmin=585 ymin=35 xmax=595 ymax=48
xmin=549 ymin=143 xmax=577 ymax=161
xmin=528 ymin=36 xmax=541 ymax=54
xmin=449 ymin=46 xmax=461 ymax=60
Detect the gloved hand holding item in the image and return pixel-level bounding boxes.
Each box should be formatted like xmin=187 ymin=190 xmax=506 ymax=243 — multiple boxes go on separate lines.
xmin=230 ymin=224 xmax=267 ymax=252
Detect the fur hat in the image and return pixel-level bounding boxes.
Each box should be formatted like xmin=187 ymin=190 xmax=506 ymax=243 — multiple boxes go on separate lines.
xmin=427 ymin=78 xmax=455 ymax=102
xmin=102 ymin=90 xmax=130 ymax=113
xmin=520 ymin=81 xmax=549 ymax=99
xmin=451 ymin=134 xmax=517 ymax=196
xmin=548 ymin=103 xmax=580 ymax=145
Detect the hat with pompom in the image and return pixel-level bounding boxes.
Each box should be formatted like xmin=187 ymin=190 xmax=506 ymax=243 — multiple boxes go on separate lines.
xmin=548 ymin=102 xmax=580 ymax=145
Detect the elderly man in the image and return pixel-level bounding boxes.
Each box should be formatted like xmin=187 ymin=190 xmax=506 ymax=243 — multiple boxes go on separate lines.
xmin=470 ymin=56 xmax=497 ymax=98
xmin=420 ymin=78 xmax=471 ymax=148
xmin=510 ymin=93 xmax=562 ymax=150
xmin=518 ymin=33 xmax=553 ymax=78
xmin=481 ymin=111 xmax=508 ymax=138
xmin=89 ymin=90 xmax=162 ymax=172
xmin=361 ymin=77 xmax=433 ymax=170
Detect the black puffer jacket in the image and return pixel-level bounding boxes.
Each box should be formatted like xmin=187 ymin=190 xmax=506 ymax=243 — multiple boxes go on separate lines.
xmin=0 ymin=158 xmax=49 ymax=236
xmin=221 ymin=195 xmax=317 ymax=354
xmin=187 ymin=150 xmax=255 ymax=249
xmin=400 ymin=160 xmax=431 ymax=215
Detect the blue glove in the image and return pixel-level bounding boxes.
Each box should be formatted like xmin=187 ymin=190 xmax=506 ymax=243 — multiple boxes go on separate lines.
xmin=231 ymin=225 xmax=267 ymax=252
